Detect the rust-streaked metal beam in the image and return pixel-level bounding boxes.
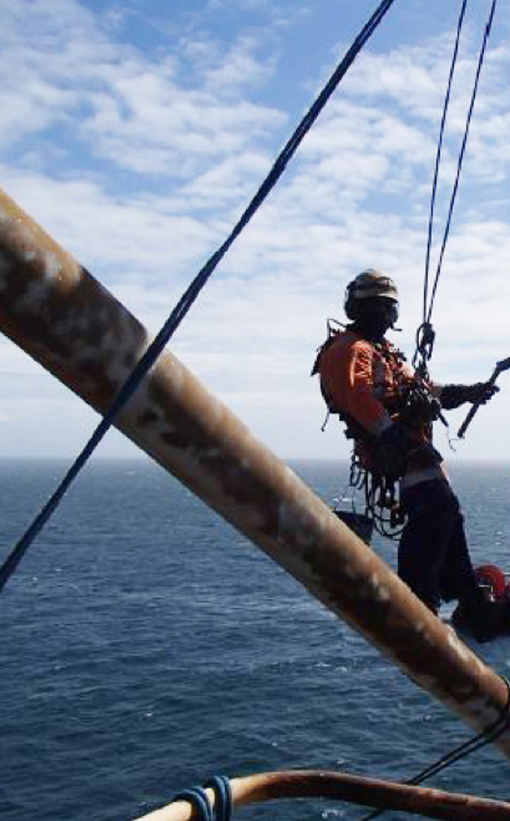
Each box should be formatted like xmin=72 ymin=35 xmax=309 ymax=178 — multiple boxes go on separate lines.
xmin=133 ymin=769 xmax=510 ymax=820
xmin=0 ymin=185 xmax=509 ymax=758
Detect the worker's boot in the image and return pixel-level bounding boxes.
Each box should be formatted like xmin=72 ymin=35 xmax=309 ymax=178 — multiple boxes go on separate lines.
xmin=452 ymin=588 xmax=510 ymax=643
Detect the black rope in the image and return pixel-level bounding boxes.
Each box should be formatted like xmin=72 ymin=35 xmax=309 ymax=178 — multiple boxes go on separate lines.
xmin=426 ymin=0 xmax=497 ymax=325
xmin=413 ymin=0 xmax=467 ymax=376
xmin=422 ymin=0 xmax=467 ymax=329
xmin=346 ymin=450 xmax=403 ymax=541
xmin=358 ymin=676 xmax=510 ymax=821
xmin=0 ymin=0 xmax=398 ymax=594
xmin=414 ymin=0 xmax=498 ymax=372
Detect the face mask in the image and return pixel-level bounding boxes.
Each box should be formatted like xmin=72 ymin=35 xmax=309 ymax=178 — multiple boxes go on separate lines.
xmin=354 ymin=299 xmax=398 ymax=341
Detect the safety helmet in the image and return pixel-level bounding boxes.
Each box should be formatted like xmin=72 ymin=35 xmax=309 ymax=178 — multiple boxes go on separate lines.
xmin=344 ymin=269 xmax=399 ymax=322
xmin=475 ymin=564 xmax=507 ymax=601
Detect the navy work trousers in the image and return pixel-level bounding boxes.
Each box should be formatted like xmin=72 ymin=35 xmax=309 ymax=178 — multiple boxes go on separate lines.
xmin=398 ymin=478 xmax=479 ymax=613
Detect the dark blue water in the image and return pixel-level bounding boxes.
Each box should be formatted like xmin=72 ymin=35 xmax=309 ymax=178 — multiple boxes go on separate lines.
xmin=0 ymin=458 xmax=509 ymax=821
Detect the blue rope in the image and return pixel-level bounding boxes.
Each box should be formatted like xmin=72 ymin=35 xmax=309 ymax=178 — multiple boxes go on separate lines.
xmin=415 ymin=0 xmax=498 ymax=373
xmin=173 ymin=788 xmax=213 ymax=821
xmin=0 ymin=0 xmax=398 ymax=594
xmin=172 ymin=778 xmax=232 ymax=821
xmin=204 ymin=776 xmax=233 ymax=821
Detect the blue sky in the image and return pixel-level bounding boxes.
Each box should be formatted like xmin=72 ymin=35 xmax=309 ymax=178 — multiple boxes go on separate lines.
xmin=0 ymin=0 xmax=508 ymax=463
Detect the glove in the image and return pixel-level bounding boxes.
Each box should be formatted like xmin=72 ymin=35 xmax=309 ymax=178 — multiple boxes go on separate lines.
xmin=372 ymin=423 xmax=411 ymax=481
xmin=372 ymin=423 xmax=442 ymax=480
xmin=440 ymin=382 xmax=499 ymax=410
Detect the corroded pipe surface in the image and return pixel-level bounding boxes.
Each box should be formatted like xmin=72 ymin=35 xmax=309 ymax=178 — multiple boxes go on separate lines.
xmin=0 ymin=186 xmax=509 ymax=756
xmin=133 ymin=770 xmax=510 ymax=820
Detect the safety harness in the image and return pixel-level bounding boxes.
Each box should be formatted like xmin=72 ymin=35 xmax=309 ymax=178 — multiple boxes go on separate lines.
xmin=312 ymin=322 xmax=443 ymax=539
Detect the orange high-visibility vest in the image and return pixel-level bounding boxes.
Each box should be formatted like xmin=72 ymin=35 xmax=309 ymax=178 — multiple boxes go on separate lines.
xmin=317 ymin=328 xmax=414 ymax=435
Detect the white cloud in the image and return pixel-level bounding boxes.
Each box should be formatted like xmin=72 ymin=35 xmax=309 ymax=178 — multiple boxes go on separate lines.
xmin=84 ymin=86 xmax=283 ymax=177
xmin=0 ymin=0 xmax=508 ymax=462
xmin=0 ymin=0 xmax=286 ymax=184
xmin=0 ymin=168 xmax=218 ymax=289
xmin=185 ymin=33 xmax=278 ymax=94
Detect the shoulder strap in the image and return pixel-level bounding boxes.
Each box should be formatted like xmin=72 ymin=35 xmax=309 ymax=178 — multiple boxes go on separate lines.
xmin=311 ymin=319 xmax=347 ymax=376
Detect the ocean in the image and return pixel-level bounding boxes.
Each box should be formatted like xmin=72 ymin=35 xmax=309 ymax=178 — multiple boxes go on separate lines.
xmin=0 ymin=457 xmax=509 ymax=821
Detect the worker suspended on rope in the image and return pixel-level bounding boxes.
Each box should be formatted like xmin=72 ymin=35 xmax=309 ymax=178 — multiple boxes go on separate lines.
xmin=312 ymin=269 xmax=508 ymax=642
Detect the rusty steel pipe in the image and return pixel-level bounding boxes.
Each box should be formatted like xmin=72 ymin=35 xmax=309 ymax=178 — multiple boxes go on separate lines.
xmin=0 ymin=186 xmax=509 ymax=757
xmin=133 ymin=769 xmax=510 ymax=820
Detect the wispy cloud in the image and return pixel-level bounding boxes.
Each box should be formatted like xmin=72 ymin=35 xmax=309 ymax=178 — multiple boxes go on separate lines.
xmin=0 ymin=0 xmax=508 ymax=460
